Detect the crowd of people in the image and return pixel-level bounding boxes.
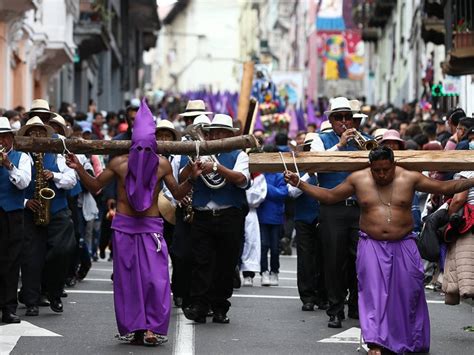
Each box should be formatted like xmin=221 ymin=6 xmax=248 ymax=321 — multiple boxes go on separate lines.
xmin=0 ymin=94 xmax=473 ymax=353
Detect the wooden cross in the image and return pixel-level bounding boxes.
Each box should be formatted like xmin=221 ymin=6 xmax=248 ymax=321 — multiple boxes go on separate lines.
xmin=249 ymin=151 xmax=474 ymax=172
xmin=13 ymin=135 xmax=259 ymax=156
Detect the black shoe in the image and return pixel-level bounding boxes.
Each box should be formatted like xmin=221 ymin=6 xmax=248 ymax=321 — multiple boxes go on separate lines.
xmin=38 ymin=295 xmax=50 ymax=307
xmin=348 ymin=309 xmax=359 ymax=320
xmin=99 ymin=250 xmax=106 ymax=259
xmin=212 ymin=313 xmax=230 ymax=324
xmin=173 ymin=296 xmax=183 ymax=307
xmin=25 ymin=305 xmax=39 ymax=317
xmin=301 ymin=303 xmax=315 ymax=311
xmin=61 ymin=290 xmax=68 ymax=298
xmin=76 ymin=263 xmax=91 ymax=281
xmin=2 ymin=312 xmax=21 ymax=324
xmin=317 ymin=302 xmax=329 ymax=311
xmin=183 ymin=306 xmax=206 ymax=323
xmin=206 ymin=309 xmax=214 ymax=317
xmin=328 ymin=315 xmax=342 ymax=328
xmin=65 ymin=277 xmax=76 ymax=288
xmin=49 ymin=298 xmax=63 ymax=313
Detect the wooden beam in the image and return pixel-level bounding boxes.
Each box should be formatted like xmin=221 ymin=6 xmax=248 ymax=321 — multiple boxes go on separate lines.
xmin=249 ymin=151 xmax=474 ymax=173
xmin=237 ymin=61 xmax=254 ymax=129
xmin=13 ymin=135 xmax=259 ymax=156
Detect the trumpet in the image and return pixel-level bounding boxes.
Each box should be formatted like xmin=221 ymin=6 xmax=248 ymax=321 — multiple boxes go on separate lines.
xmin=343 ymin=126 xmax=378 ymax=151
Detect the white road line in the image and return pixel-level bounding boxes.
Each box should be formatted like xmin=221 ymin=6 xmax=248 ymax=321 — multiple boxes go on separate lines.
xmin=83 ymin=278 xmax=113 ymax=282
xmin=173 ymin=309 xmax=194 ymax=355
xmin=89 ymin=268 xmax=113 ymax=272
xmin=64 ymin=290 xmax=447 ymax=305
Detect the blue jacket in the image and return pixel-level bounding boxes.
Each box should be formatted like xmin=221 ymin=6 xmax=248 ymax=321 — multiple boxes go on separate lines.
xmin=257 ymin=173 xmax=288 ymax=225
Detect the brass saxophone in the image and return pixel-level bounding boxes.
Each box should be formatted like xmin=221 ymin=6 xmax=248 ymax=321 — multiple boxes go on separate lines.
xmin=33 ymin=153 xmax=56 ymax=226
xmin=0 ymin=145 xmax=5 ymax=165
xmin=181 ymin=189 xmax=194 ymax=223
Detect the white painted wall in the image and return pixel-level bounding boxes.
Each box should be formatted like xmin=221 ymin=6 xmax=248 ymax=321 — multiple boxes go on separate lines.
xmin=153 ymin=0 xmax=241 ymax=92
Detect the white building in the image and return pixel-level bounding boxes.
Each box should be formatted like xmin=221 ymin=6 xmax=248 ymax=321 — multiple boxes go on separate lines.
xmin=151 ymin=0 xmax=241 ymax=92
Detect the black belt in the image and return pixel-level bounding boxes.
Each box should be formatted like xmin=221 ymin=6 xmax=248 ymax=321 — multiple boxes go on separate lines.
xmin=334 ymin=199 xmax=358 ymax=207
xmin=193 ymin=207 xmax=238 ymax=217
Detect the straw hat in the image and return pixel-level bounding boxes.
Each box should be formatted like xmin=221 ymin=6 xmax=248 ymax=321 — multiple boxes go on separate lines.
xmin=49 ymin=114 xmax=72 ymax=137
xmin=0 ymin=117 xmax=14 ymax=134
xmin=26 ymin=99 xmax=57 ymax=118
xmin=193 ymin=114 xmax=211 ymax=127
xmin=301 ymin=132 xmax=318 ymax=146
xmin=373 ymin=128 xmax=388 ymax=141
xmin=379 ymin=129 xmax=405 ymax=148
xmin=179 ymin=100 xmax=212 ymax=117
xmin=205 ymin=114 xmax=239 ymax=132
xmin=319 ymin=120 xmax=333 ymax=132
xmin=16 ymin=116 xmax=54 ymax=137
xmin=156 ymin=119 xmax=181 ymax=141
xmin=324 ymin=97 xmax=359 ymax=116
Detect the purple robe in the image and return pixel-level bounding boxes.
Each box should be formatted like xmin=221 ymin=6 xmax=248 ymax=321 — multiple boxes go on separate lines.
xmin=357 ymin=231 xmax=430 ymax=354
xmin=111 ymin=212 xmax=171 ymax=336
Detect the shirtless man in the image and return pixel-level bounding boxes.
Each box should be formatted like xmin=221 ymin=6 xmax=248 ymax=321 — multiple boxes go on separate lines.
xmin=66 ymin=100 xmax=201 ymax=346
xmin=284 ymin=146 xmax=474 ymax=355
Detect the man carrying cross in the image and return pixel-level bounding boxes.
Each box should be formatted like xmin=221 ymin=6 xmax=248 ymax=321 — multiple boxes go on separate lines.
xmin=66 ymin=100 xmax=201 ymax=346
xmin=284 ymin=146 xmax=474 ymax=354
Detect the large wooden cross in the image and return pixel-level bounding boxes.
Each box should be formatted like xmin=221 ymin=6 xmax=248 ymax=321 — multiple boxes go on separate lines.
xmin=249 ymin=151 xmax=474 ymax=172
xmin=13 ymin=135 xmax=258 ymax=156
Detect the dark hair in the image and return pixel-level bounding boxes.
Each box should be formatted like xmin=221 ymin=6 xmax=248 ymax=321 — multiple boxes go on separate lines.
xmin=369 ymin=146 xmax=394 ymax=163
xmin=4 ymin=110 xmax=20 ymax=119
xmin=458 ymin=117 xmax=474 ymax=129
xmin=447 ymin=108 xmax=466 ymax=126
xmin=275 ymin=133 xmax=288 ymax=146
xmin=422 ymin=122 xmax=437 ymax=137
xmin=413 ymin=133 xmax=428 ymax=147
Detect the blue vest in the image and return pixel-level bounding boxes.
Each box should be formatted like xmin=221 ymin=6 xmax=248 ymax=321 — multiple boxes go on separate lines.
xmin=25 ymin=153 xmax=68 ymax=215
xmin=294 ymin=174 xmax=320 ymax=224
xmin=318 ymin=131 xmax=372 ymax=189
xmin=192 ymin=151 xmax=246 ymax=209
xmin=0 ymin=151 xmax=26 ymax=212
xmin=68 ymin=181 xmax=82 ymax=198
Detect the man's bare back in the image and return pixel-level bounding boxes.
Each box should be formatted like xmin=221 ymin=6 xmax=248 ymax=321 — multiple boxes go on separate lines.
xmin=351 ymin=167 xmax=416 ymax=241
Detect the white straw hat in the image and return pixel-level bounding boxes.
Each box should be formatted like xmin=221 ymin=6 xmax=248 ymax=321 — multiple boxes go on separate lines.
xmin=26 ymin=99 xmax=57 ymax=118
xmin=205 ymin=114 xmax=239 ymax=132
xmin=156 ymin=119 xmax=181 ymax=141
xmin=0 ymin=117 xmax=14 ymax=134
xmin=193 ymin=114 xmax=211 ymax=126
xmin=179 ymin=100 xmax=213 ymax=117
xmin=324 ymin=97 xmax=359 ymax=116
xmin=16 ymin=116 xmax=54 ymax=137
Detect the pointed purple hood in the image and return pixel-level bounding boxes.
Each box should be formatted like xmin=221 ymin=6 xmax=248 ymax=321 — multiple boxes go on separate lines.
xmin=125 ymin=99 xmax=159 ymax=212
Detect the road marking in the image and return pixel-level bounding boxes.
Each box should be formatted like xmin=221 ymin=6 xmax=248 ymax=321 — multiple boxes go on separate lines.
xmin=65 ymin=289 xmax=447 ymax=305
xmin=318 ymin=327 xmax=361 ymax=344
xmin=83 ymin=278 xmax=113 ymax=282
xmin=89 ymin=268 xmax=113 ymax=272
xmin=173 ymin=309 xmax=194 ymax=355
xmin=0 ymin=321 xmax=61 ymax=354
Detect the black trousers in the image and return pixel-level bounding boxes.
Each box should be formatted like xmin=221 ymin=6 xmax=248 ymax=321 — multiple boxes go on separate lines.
xmin=171 ymin=207 xmax=193 ymax=307
xmin=21 ymin=208 xmax=75 ymax=305
xmin=295 ymin=219 xmax=326 ymax=305
xmin=319 ymin=204 xmax=359 ymax=317
xmin=190 ymin=207 xmax=245 ymax=314
xmin=0 ymin=208 xmax=24 ymax=313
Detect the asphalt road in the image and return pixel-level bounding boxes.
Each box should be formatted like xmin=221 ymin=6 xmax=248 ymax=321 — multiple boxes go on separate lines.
xmin=2 ymin=255 xmax=473 ymax=354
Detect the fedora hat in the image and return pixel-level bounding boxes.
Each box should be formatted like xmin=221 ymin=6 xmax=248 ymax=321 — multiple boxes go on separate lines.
xmin=380 ymin=129 xmax=405 ymax=148
xmin=16 ymin=116 xmax=54 ymax=137
xmin=179 ymin=100 xmax=212 ymax=117
xmin=156 ymin=119 xmax=181 ymax=141
xmin=26 ymin=99 xmax=57 ymax=118
xmin=193 ymin=114 xmax=211 ymax=127
xmin=0 ymin=117 xmax=14 ymax=134
xmin=319 ymin=120 xmax=333 ymax=132
xmin=324 ymin=97 xmax=359 ymax=116
xmin=49 ymin=114 xmax=72 ymax=137
xmin=300 ymin=132 xmax=318 ymax=146
xmin=205 ymin=114 xmax=239 ymax=132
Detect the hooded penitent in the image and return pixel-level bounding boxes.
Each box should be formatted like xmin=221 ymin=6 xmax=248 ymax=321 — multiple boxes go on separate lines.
xmin=125 ymin=99 xmax=159 ymax=212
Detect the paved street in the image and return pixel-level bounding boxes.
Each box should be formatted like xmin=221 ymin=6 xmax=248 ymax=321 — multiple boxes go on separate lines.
xmin=2 ymin=255 xmax=473 ymax=355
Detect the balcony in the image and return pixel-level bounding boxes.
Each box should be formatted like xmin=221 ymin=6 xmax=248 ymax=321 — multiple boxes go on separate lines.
xmin=421 ymin=17 xmax=445 ymax=45
xmin=0 ymin=0 xmax=39 ymax=21
xmin=74 ymin=0 xmax=111 ymax=58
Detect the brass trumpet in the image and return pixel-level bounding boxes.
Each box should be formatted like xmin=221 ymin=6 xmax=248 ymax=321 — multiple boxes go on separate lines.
xmin=343 ymin=126 xmax=378 ymax=151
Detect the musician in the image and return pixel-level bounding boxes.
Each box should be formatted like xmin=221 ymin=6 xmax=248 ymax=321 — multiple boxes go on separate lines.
xmin=25 ymin=99 xmax=58 ymax=123
xmin=170 ymin=114 xmax=211 ymax=309
xmin=18 ymin=117 xmax=76 ymax=317
xmin=309 ymin=97 xmax=372 ymax=328
xmin=180 ymin=114 xmax=249 ymax=324
xmin=0 ymin=117 xmax=31 ymax=323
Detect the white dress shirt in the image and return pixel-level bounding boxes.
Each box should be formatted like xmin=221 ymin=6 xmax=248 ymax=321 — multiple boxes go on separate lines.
xmin=8 ymin=152 xmax=32 ymax=190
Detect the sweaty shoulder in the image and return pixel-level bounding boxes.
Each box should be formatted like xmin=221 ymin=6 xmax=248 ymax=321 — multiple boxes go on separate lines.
xmin=396 ymin=166 xmax=420 ymax=181
xmin=349 ymin=168 xmax=370 ymax=183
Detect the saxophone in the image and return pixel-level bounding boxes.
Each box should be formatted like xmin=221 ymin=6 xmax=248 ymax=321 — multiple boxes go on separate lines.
xmin=33 ymin=153 xmax=56 ymax=226
xmin=181 ymin=189 xmax=194 ymax=224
